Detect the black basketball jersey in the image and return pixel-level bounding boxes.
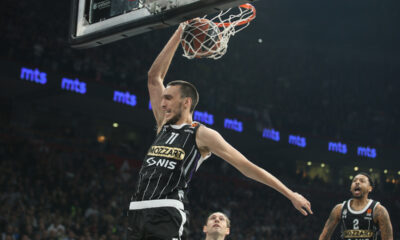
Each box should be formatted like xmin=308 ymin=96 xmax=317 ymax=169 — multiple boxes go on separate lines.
xmin=132 ymin=122 xmax=209 ymax=203
xmin=340 ymin=199 xmax=380 ymax=240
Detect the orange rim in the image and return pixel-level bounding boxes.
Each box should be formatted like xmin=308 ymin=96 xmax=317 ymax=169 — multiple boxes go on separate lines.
xmin=215 ymin=4 xmax=256 ymax=28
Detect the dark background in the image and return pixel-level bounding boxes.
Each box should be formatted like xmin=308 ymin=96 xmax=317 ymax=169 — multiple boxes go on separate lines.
xmin=0 ymin=0 xmax=399 ymax=239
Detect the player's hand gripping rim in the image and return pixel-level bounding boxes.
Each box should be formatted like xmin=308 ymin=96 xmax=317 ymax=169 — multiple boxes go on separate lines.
xmin=178 ymin=17 xmax=202 ymax=37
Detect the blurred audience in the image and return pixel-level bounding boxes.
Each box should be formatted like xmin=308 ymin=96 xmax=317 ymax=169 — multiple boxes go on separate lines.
xmin=0 ymin=123 xmax=399 ymax=240
xmin=0 ymin=1 xmax=399 ymax=238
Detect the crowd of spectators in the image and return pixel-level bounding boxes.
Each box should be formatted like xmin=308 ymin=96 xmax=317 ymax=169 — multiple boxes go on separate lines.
xmin=1 ymin=1 xmax=400 ymax=239
xmin=1 ymin=118 xmax=399 ymax=240
xmin=1 ymin=0 xmax=400 ymax=147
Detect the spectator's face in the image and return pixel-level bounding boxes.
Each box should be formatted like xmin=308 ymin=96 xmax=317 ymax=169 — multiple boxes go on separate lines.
xmin=350 ymin=174 xmax=372 ymax=199
xmin=56 ymin=219 xmax=61 ymax=226
xmin=39 ymin=218 xmax=45 ymax=229
xmin=34 ymin=233 xmax=41 ymax=240
xmin=48 ymin=230 xmax=57 ymax=238
xmin=25 ymin=224 xmax=33 ymax=234
xmin=6 ymin=225 xmax=13 ymax=233
xmin=68 ymin=230 xmax=76 ymax=239
xmin=22 ymin=234 xmax=30 ymax=240
xmin=203 ymin=212 xmax=230 ymax=237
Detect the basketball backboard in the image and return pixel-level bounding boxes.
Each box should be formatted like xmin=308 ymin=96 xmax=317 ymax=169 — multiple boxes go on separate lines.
xmin=69 ymin=0 xmax=256 ymax=49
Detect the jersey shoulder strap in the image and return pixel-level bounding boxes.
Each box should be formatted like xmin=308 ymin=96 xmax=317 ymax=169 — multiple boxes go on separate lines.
xmin=369 ymin=200 xmax=380 ymax=220
xmin=189 ymin=121 xmax=201 ymax=132
xmin=161 ymin=122 xmax=202 ymax=131
xmin=180 ymin=121 xmax=202 ymax=134
xmin=341 ymin=200 xmax=349 ymax=219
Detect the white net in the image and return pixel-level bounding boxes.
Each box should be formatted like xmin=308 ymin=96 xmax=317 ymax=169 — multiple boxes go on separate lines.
xmin=181 ymin=4 xmax=256 ymax=60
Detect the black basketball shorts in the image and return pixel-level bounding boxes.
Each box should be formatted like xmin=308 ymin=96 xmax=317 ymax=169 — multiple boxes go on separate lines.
xmin=128 ymin=199 xmax=188 ymax=240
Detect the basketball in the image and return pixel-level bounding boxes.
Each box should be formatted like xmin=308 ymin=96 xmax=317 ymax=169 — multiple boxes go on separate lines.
xmin=181 ymin=18 xmax=221 ymax=58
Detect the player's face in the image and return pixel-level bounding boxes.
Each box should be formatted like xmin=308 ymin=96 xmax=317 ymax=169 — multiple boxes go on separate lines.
xmin=203 ymin=212 xmax=230 ymax=237
xmin=161 ymin=85 xmax=187 ymax=124
xmin=350 ymin=174 xmax=372 ymax=199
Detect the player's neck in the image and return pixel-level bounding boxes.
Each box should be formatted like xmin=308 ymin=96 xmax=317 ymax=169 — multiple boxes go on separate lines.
xmin=351 ymin=197 xmax=369 ymax=209
xmin=172 ymin=115 xmax=192 ymax=125
xmin=205 ymin=235 xmax=226 ymax=240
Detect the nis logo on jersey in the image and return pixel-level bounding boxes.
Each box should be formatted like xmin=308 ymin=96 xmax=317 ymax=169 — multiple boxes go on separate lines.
xmin=146 ymin=157 xmax=176 ymax=170
xmin=147 ymin=146 xmax=185 ymax=160
xmin=343 ymin=230 xmax=373 ymax=238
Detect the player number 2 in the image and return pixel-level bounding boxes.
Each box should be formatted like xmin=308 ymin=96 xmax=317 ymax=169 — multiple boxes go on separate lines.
xmin=166 ymin=133 xmax=179 ymax=144
xmin=353 ymin=219 xmax=359 ymax=229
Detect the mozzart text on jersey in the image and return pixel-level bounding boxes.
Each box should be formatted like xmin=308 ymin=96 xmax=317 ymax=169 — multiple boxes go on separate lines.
xmin=343 ymin=230 xmax=374 ymax=238
xmin=147 ymin=146 xmax=185 ymax=160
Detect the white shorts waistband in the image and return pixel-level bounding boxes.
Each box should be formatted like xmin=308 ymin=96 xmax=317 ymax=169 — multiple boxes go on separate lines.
xmin=129 ymin=199 xmax=184 ymax=210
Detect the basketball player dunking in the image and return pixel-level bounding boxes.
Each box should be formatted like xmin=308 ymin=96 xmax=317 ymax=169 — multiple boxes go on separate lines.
xmin=128 ymin=24 xmax=313 ymax=240
xmin=319 ymin=173 xmax=393 ymax=240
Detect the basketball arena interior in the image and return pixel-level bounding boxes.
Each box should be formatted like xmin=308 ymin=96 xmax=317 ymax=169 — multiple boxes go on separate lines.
xmin=0 ymin=0 xmax=399 ymax=239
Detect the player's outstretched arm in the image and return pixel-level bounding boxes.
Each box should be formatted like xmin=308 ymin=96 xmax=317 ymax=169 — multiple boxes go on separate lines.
xmin=319 ymin=204 xmax=342 ymax=240
xmin=148 ymin=25 xmax=184 ymax=129
xmin=196 ymin=125 xmax=313 ymax=216
xmin=374 ymin=204 xmax=393 ymax=240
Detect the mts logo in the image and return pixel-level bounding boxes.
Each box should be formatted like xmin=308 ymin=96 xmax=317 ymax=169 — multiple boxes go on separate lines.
xmin=357 ymin=146 xmax=377 ymax=158
xmin=20 ymin=67 xmax=47 ymax=84
xmin=262 ymin=128 xmax=280 ymax=142
xmin=288 ymin=135 xmax=306 ymax=148
xmin=224 ymin=118 xmax=243 ymax=132
xmin=328 ymin=141 xmax=347 ymax=154
xmin=113 ymin=91 xmax=137 ymax=107
xmin=194 ymin=111 xmax=214 ymax=125
xmin=61 ymin=78 xmax=86 ymax=94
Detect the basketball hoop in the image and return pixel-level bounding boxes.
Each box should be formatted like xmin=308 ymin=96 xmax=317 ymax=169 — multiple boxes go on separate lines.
xmin=214 ymin=4 xmax=256 ymax=28
xmin=181 ymin=4 xmax=256 ymax=60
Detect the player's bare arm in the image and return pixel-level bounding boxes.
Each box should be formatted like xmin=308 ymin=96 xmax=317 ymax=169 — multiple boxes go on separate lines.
xmin=148 ymin=25 xmax=184 ymax=130
xmin=196 ymin=125 xmax=313 ymax=216
xmin=319 ymin=204 xmax=342 ymax=240
xmin=373 ymin=204 xmax=393 ymax=240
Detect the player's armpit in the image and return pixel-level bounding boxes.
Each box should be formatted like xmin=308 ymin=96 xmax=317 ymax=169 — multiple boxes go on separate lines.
xmin=374 ymin=205 xmax=393 ymax=240
xmin=195 ymin=125 xmax=253 ymax=173
xmin=319 ymin=204 xmax=342 ymax=240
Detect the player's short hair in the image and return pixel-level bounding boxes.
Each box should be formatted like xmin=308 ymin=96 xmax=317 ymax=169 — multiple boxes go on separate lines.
xmin=206 ymin=212 xmax=231 ymax=228
xmin=167 ymin=80 xmax=199 ymax=113
xmin=356 ymin=172 xmax=375 ymax=189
